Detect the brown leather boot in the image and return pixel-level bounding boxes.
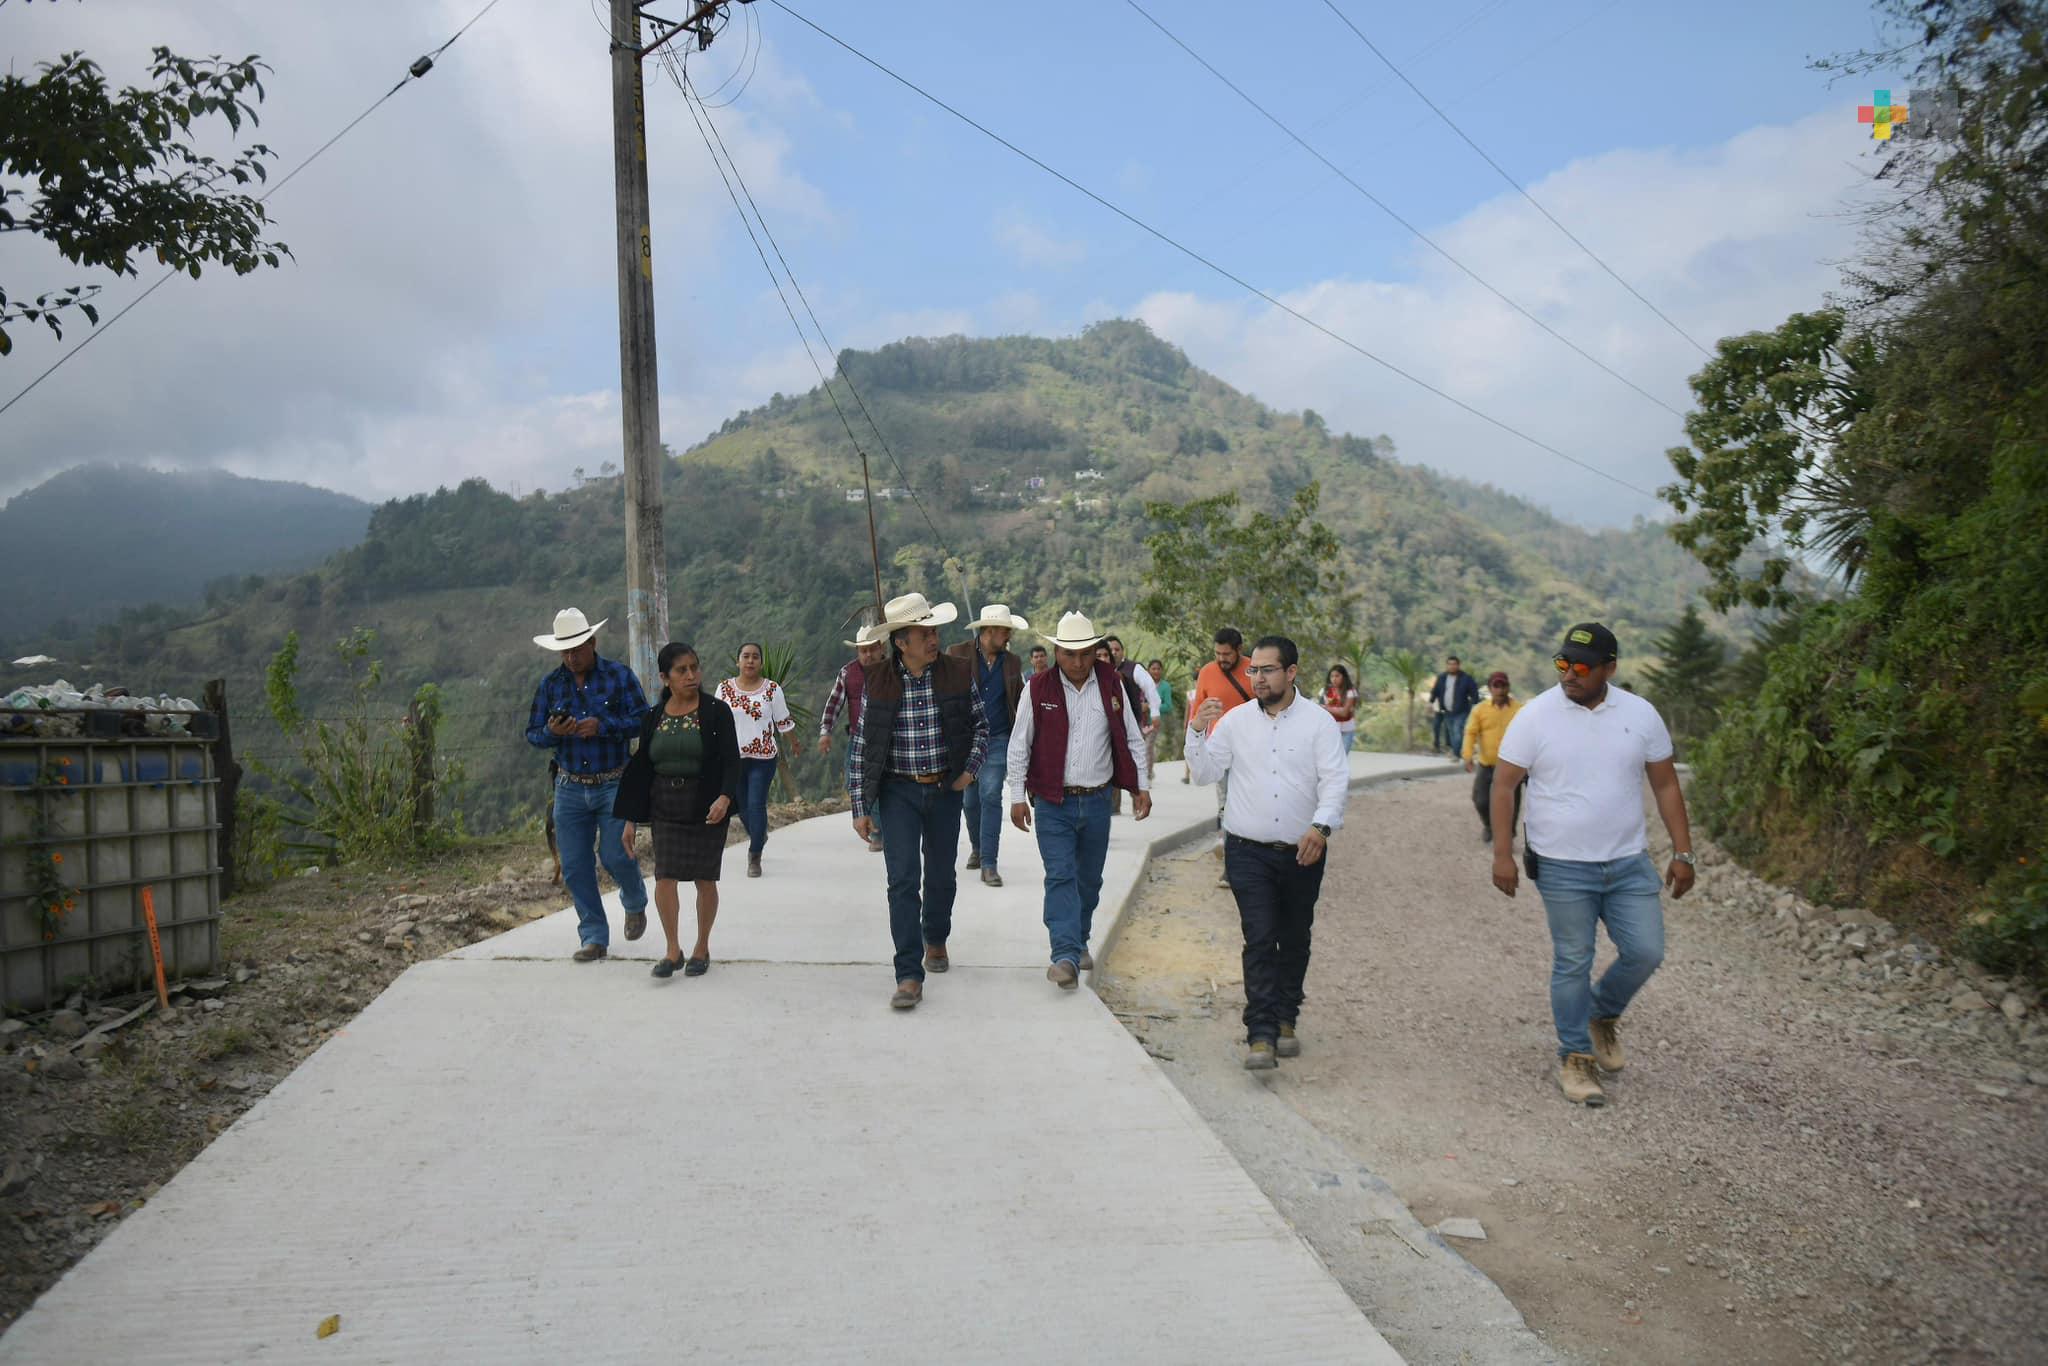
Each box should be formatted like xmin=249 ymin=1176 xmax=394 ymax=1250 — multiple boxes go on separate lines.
xmin=924 ymin=944 xmax=949 ymax=973
xmin=1589 ymin=1016 xmax=1625 ymax=1072
xmin=890 ymin=980 xmax=923 ymax=1010
xmin=1560 ymin=1052 xmax=1607 ymax=1106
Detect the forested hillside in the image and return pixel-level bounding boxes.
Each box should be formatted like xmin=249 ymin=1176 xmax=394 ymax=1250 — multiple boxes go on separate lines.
xmin=4 ymin=321 xmax=1710 ymax=831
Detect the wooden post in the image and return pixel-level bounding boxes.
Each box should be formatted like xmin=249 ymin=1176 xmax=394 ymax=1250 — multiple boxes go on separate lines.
xmin=202 ymin=678 xmax=241 ymax=900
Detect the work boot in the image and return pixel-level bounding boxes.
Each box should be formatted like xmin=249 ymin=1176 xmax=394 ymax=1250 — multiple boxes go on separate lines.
xmin=1243 ymin=1039 xmax=1278 ymax=1071
xmin=1046 ymin=960 xmax=1078 ymax=991
xmin=981 ymin=866 xmax=1003 ymax=887
xmin=747 ymin=851 xmax=762 ymax=878
xmin=1276 ymin=1023 xmax=1301 ymax=1058
xmin=965 ymin=850 xmax=981 ymax=870
xmin=1560 ymin=1052 xmax=1607 ymax=1107
xmin=1079 ymin=949 xmax=1094 ymax=971
xmin=572 ymin=943 xmax=607 ymax=963
xmin=924 ymin=944 xmax=949 ymax=973
xmin=890 ymin=980 xmax=922 ymax=1010
xmin=624 ymin=912 xmax=648 ymax=942
xmin=1589 ymin=1016 xmax=1625 ymax=1072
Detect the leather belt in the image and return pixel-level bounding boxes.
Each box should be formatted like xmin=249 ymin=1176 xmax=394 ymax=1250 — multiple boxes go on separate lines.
xmin=1225 ymin=833 xmax=1298 ymax=854
xmin=893 ymin=772 xmax=946 ymax=785
xmin=558 ymin=766 xmax=625 ymax=786
xmin=1063 ymin=782 xmax=1110 ymax=795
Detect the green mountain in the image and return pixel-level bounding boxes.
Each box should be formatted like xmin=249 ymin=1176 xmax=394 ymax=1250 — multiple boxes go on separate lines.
xmin=4 ymin=321 xmax=1710 ymax=832
xmin=0 ymin=465 xmax=371 ymax=639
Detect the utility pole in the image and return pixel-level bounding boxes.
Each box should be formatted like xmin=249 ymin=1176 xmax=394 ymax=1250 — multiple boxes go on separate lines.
xmin=608 ymin=0 xmax=735 ymax=690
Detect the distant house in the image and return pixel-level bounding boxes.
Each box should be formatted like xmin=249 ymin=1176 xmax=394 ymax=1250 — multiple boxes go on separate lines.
xmin=1075 ymin=468 xmax=1104 ymax=481
xmin=1025 ymin=475 xmax=1046 ymax=490
xmin=844 ymin=489 xmax=866 ymax=502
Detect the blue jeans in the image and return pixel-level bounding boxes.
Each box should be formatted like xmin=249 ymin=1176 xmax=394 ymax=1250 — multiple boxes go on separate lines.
xmin=878 ymin=777 xmax=963 ymax=983
xmin=738 ymin=757 xmax=776 ymax=855
xmin=1444 ymin=710 xmax=1470 ymax=758
xmin=961 ymin=745 xmax=1008 ymax=869
xmin=1532 ymin=852 xmax=1667 ymax=1057
xmin=553 ymin=777 xmax=647 ymax=948
xmin=1224 ymin=837 xmax=1325 ymax=1043
xmin=1033 ymin=788 xmax=1110 ymax=966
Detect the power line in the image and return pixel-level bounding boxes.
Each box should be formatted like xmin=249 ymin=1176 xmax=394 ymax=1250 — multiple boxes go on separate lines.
xmin=1317 ymin=0 xmax=1712 ymax=357
xmin=0 ymin=0 xmax=511 ymax=420
xmin=1122 ymin=0 xmax=1684 ymax=420
xmin=764 ymin=0 xmax=1660 ymax=501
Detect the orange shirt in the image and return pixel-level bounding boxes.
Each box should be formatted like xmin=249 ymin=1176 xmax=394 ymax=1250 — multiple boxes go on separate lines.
xmin=1189 ymin=658 xmax=1255 ymax=733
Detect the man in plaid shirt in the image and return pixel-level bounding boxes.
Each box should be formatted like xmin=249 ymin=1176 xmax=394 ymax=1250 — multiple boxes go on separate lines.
xmin=525 ymin=608 xmax=650 ymax=962
xmin=818 ymin=623 xmax=888 ymax=854
xmin=849 ymin=592 xmax=989 ymax=1010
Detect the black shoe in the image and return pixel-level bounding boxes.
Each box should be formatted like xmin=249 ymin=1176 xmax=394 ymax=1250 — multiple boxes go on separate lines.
xmin=651 ymin=954 xmax=682 ymax=978
xmin=684 ymin=957 xmax=709 ymax=977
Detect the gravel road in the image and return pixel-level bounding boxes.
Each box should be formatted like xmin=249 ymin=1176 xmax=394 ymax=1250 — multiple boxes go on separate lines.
xmin=1100 ymin=773 xmax=2047 ymax=1364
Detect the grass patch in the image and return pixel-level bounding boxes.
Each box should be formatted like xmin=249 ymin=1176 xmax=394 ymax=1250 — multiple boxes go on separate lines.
xmin=191 ymin=1023 xmax=259 ymax=1062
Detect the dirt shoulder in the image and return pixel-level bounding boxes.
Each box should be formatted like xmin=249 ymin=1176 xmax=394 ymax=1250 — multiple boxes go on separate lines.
xmin=0 ymin=797 xmax=842 ymax=1331
xmin=1100 ymin=774 xmax=2048 ymax=1365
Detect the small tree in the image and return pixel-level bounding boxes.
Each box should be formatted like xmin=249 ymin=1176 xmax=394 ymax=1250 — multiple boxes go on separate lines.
xmin=1 ymin=41 xmax=289 ymax=353
xmin=1382 ymin=648 xmax=1430 ymax=751
xmin=1641 ymin=604 xmax=1727 ymax=745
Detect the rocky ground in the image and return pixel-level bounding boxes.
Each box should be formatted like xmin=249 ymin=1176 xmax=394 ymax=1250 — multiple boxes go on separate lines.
xmin=1100 ymin=774 xmax=2047 ymax=1365
xmin=0 ymin=798 xmax=842 ymax=1331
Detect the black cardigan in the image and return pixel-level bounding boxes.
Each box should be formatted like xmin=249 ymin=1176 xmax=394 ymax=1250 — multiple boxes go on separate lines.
xmin=611 ymin=693 xmax=743 ymax=823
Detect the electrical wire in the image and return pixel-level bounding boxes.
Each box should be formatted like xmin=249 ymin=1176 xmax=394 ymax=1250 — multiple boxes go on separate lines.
xmin=765 ymin=0 xmax=1660 ymax=501
xmin=1123 ymin=0 xmax=1684 ymax=420
xmin=0 ymin=0 xmax=511 ymax=420
xmin=1318 ymin=0 xmax=1712 ymax=356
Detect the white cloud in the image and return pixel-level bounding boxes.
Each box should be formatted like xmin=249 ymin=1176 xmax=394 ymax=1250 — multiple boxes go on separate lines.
xmin=993 ymin=213 xmax=1087 ymax=270
xmin=1135 ymin=110 xmax=1888 ymax=526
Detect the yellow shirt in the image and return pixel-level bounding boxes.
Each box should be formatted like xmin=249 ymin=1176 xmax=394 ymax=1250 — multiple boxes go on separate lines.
xmin=1463 ymin=697 xmax=1524 ymax=766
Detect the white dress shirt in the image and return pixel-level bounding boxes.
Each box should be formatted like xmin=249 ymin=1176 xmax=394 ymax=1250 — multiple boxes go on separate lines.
xmin=1006 ymin=667 xmax=1151 ymax=803
xmin=1185 ymin=689 xmax=1349 ymax=842
xmin=1126 ymin=662 xmax=1161 ymax=727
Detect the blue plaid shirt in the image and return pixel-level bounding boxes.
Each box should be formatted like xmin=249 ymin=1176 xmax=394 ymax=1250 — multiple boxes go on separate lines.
xmin=525 ymin=655 xmax=649 ymax=776
xmin=847 ymin=659 xmax=988 ymax=818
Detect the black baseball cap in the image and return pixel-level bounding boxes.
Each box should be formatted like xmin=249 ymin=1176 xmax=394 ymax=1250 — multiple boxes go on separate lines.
xmin=1558 ymin=622 xmax=1618 ymax=665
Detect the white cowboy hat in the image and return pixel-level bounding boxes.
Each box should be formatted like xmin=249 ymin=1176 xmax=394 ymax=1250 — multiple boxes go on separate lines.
xmin=964 ymin=604 xmax=1030 ymax=632
xmin=1039 ymin=611 xmax=1108 ymax=652
xmin=879 ymin=591 xmax=958 ymax=630
xmin=842 ymin=622 xmax=889 ymax=648
xmin=533 ymin=607 xmax=605 ymax=651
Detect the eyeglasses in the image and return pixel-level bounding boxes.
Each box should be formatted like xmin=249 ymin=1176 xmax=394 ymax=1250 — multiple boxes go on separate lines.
xmin=1552 ymin=655 xmax=1602 ymax=678
xmin=1244 ymin=665 xmax=1289 ymax=678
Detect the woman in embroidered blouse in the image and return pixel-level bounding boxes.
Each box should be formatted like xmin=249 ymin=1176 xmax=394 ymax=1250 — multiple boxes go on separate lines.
xmin=615 ymin=642 xmax=742 ymax=977
xmin=718 ymin=641 xmax=798 ymax=878
xmin=1323 ymin=664 xmax=1359 ymax=753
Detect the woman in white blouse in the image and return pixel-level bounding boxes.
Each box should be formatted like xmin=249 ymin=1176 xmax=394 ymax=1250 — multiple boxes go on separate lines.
xmin=718 ymin=642 xmax=798 ymax=877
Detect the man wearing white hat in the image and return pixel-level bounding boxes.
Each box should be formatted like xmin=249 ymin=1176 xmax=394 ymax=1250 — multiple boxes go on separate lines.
xmin=818 ymin=622 xmax=889 ymax=853
xmin=946 ymin=604 xmax=1028 ymax=887
xmin=1006 ymin=612 xmax=1151 ymax=991
xmin=849 ymin=592 xmax=991 ymax=1010
xmin=525 ymin=608 xmax=651 ymax=961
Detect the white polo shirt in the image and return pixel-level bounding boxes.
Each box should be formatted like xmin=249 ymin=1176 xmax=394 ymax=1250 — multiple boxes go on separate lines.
xmin=1495 ymin=683 xmax=1674 ymax=862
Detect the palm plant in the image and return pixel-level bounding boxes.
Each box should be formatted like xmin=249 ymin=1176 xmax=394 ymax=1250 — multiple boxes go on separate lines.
xmin=1382 ymin=647 xmax=1430 ymax=752
xmin=758 ymin=642 xmax=813 ymax=801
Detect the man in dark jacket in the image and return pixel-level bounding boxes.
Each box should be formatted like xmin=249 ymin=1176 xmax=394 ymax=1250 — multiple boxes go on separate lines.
xmin=1429 ymin=655 xmax=1481 ymax=759
xmin=850 ymin=592 xmax=990 ymax=1011
xmin=946 ymin=604 xmax=1027 ymax=887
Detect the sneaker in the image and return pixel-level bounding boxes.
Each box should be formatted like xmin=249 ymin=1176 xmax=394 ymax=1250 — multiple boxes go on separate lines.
xmin=1560 ymin=1052 xmax=1607 ymax=1106
xmin=965 ymin=850 xmax=981 ymax=871
xmin=1589 ymin=1016 xmax=1626 ymax=1072
xmin=624 ymin=912 xmax=648 ymax=941
xmin=890 ymin=980 xmax=922 ymax=1010
xmin=924 ymin=944 xmax=949 ymax=973
xmin=1216 ymin=872 xmax=1232 ymax=890
xmin=1276 ymin=1023 xmax=1301 ymax=1058
xmin=572 ymin=943 xmax=607 ymax=963
xmin=981 ymin=867 xmax=1003 ymax=887
xmin=1078 ymin=950 xmax=1094 ymax=971
xmin=1046 ymin=960 xmax=1078 ymax=991
xmin=747 ymin=851 xmax=762 ymax=878
xmin=1243 ymin=1040 xmax=1278 ymax=1071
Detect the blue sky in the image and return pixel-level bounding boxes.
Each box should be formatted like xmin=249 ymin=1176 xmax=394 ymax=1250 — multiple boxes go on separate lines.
xmin=1 ymin=0 xmax=1907 ymax=525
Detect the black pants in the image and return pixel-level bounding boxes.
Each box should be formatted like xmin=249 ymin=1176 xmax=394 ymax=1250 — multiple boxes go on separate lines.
xmin=1472 ymin=762 xmax=1521 ymax=836
xmin=1224 ymin=836 xmax=1327 ymax=1044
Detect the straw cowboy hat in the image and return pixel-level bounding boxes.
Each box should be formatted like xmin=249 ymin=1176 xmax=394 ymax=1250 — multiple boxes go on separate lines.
xmin=1039 ymin=611 xmax=1108 ymax=652
xmin=878 ymin=591 xmax=958 ymax=630
xmin=842 ymin=621 xmax=889 ymax=648
xmin=533 ymin=607 xmax=605 ymax=651
xmin=964 ymin=604 xmax=1030 ymax=632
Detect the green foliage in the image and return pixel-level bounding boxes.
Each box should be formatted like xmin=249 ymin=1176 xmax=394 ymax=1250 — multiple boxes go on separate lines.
xmin=1640 ymin=604 xmax=1727 ymax=746
xmin=1136 ymin=482 xmax=1357 ymax=669
xmin=229 ymin=788 xmax=293 ymax=888
xmin=1380 ymin=648 xmax=1430 ymax=751
xmin=0 ymin=44 xmax=287 ymax=354
xmin=1682 ymin=1 xmax=2048 ymax=977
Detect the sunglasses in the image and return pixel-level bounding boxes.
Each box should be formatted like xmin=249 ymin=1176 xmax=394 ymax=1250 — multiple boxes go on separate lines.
xmin=1552 ymin=655 xmax=1605 ymax=678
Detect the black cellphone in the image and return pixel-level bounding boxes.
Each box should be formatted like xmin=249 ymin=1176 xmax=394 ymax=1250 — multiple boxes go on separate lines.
xmin=1523 ymin=847 xmax=1540 ymax=884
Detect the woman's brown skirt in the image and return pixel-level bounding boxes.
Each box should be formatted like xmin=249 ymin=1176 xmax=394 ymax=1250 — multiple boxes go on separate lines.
xmin=650 ymin=776 xmax=729 ymax=882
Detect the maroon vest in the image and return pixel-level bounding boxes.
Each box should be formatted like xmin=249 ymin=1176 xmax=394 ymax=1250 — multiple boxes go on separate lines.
xmin=1024 ymin=662 xmax=1141 ymax=804
xmin=841 ymin=660 xmax=867 ymax=734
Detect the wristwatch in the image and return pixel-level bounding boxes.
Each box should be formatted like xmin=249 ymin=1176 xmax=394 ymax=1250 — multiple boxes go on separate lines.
xmin=1671 ymin=851 xmax=1695 ymax=866
xmin=1311 ymin=823 xmax=1332 ymax=839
